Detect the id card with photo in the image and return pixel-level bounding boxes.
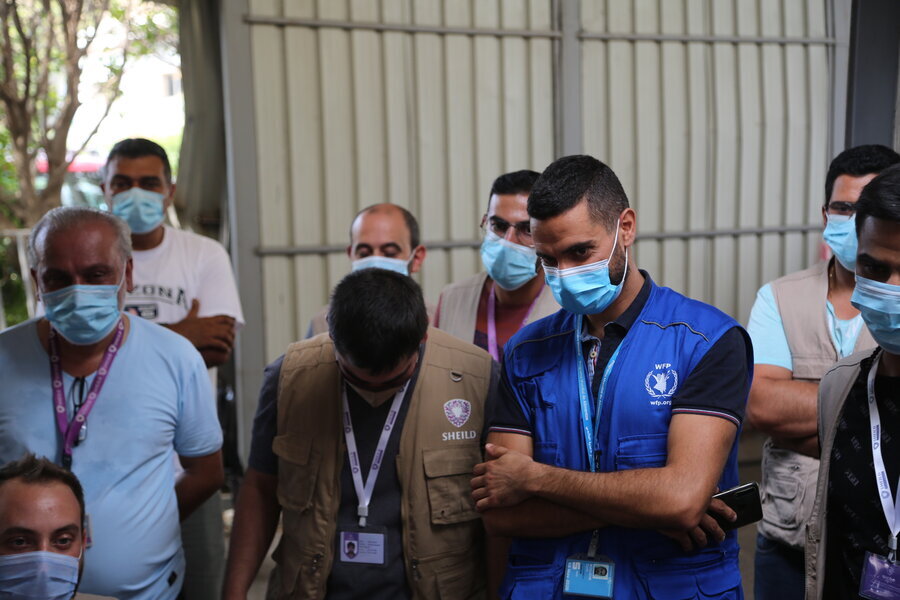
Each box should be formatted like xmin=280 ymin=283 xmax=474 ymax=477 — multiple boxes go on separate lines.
xmin=859 ymin=552 xmax=900 ymax=600
xmin=563 ymin=554 xmax=614 ymax=598
xmin=339 ymin=528 xmax=386 ymax=565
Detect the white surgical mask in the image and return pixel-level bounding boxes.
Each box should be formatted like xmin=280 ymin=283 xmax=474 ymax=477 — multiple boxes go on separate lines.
xmin=351 ymin=255 xmax=413 ymax=277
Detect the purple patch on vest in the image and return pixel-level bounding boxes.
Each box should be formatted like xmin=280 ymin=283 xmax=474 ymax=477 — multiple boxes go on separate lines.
xmin=443 ymin=399 xmax=471 ymax=428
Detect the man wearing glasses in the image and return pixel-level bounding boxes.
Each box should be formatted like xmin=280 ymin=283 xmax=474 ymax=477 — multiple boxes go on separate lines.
xmin=745 ymin=144 xmax=900 ymax=600
xmin=435 ymin=170 xmax=559 ymax=361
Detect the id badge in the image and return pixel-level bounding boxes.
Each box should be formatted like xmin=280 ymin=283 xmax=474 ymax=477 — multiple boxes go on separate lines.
xmin=339 ymin=526 xmax=386 ymax=565
xmin=563 ymin=553 xmax=614 ymax=598
xmin=859 ymin=552 xmax=900 ymax=600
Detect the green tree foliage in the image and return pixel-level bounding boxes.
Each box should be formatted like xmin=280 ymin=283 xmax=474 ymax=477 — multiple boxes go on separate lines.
xmin=0 ymin=0 xmax=176 ymax=226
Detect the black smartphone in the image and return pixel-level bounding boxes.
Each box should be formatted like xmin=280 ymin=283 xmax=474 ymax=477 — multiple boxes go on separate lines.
xmin=709 ymin=482 xmax=762 ymax=531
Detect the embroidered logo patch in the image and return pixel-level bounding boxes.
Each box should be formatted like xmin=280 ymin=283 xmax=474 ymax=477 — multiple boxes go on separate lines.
xmin=443 ymin=399 xmax=471 ymax=428
xmin=644 ymin=363 xmax=678 ymax=398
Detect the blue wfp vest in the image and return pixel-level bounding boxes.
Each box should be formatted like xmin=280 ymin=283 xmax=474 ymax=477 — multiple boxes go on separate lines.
xmin=499 ymin=281 xmax=749 ymax=599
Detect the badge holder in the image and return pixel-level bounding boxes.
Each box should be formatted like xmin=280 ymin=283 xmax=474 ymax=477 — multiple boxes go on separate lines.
xmin=338 ymin=524 xmax=387 ymax=565
xmin=564 ymin=531 xmax=614 ymax=598
xmin=859 ymin=540 xmax=900 ymax=600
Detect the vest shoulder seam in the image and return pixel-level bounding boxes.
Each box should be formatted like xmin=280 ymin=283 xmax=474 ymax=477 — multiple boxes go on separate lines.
xmin=639 ymin=319 xmax=712 ymax=342
xmin=508 ymin=327 xmax=575 ymax=356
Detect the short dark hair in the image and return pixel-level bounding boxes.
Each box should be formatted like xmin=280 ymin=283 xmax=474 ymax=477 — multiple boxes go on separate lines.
xmin=487 ymin=170 xmax=541 ymax=213
xmin=351 ymin=204 xmax=421 ymax=249
xmin=489 ymin=170 xmax=541 ymax=198
xmin=105 ymin=138 xmax=173 ymax=183
xmin=0 ymin=454 xmax=85 ymax=527
xmin=528 ymin=155 xmax=629 ymax=230
xmin=328 ymin=269 xmax=428 ymax=374
xmin=824 ymin=144 xmax=900 ymax=207
xmin=855 ymin=163 xmax=900 ymax=235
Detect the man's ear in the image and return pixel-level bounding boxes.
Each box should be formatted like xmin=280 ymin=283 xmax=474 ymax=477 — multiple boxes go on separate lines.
xmin=346 ymin=245 xmax=353 ymax=260
xmin=619 ymin=208 xmax=638 ymax=247
xmin=409 ymin=245 xmax=427 ymax=274
xmin=165 ymin=183 xmax=177 ymax=210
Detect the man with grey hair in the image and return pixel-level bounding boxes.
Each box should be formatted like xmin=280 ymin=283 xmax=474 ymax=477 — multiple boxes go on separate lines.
xmin=0 ymin=206 xmax=224 ymax=600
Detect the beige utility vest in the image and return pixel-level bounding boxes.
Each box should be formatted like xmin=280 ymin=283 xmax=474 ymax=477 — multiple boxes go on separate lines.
xmin=436 ymin=272 xmax=559 ymax=343
xmin=804 ymin=350 xmax=872 ymax=600
xmin=760 ymin=261 xmax=875 ymax=548
xmin=272 ymin=327 xmax=491 ymax=599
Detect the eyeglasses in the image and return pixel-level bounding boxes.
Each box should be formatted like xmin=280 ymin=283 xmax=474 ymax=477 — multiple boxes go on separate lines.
xmin=826 ymin=201 xmax=857 ymax=217
xmin=482 ymin=216 xmax=533 ymax=244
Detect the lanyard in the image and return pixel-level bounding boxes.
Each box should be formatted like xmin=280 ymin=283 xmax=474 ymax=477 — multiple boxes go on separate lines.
xmin=866 ymin=351 xmax=900 ymax=561
xmin=486 ymin=283 xmax=541 ymax=362
xmin=574 ymin=314 xmax=622 ymax=474
xmin=48 ymin=318 xmax=125 ymax=470
xmin=342 ymin=381 xmax=409 ymax=527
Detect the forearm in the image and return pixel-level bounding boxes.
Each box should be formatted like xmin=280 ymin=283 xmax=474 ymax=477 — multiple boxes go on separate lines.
xmin=527 ymin=464 xmax=712 ymax=531
xmin=747 ymin=377 xmax=818 ymax=438
xmin=772 ymin=434 xmax=820 ymax=458
xmin=223 ymin=470 xmax=281 ymax=598
xmin=486 ymin=536 xmax=510 ymax=600
xmin=481 ymin=497 xmax=605 ymax=538
xmin=200 ymin=347 xmax=231 ymax=367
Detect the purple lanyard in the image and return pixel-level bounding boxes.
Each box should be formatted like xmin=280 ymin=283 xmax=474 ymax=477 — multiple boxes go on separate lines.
xmin=48 ymin=318 xmax=125 ymax=469
xmin=486 ymin=283 xmax=541 ymax=361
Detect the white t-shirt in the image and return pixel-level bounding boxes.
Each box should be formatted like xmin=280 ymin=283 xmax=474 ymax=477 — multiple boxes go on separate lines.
xmin=126 ymin=226 xmax=244 ymax=327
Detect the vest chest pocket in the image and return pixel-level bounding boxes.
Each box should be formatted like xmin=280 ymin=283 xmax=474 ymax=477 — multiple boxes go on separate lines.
xmin=423 ymin=446 xmax=481 ymax=525
xmin=615 ymin=433 xmax=669 ymax=470
xmin=272 ymin=433 xmax=320 ymax=513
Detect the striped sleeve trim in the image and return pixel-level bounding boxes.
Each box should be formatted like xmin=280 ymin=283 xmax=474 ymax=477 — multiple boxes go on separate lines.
xmin=487 ymin=425 xmax=533 ymax=437
xmin=671 ymin=407 xmax=741 ymax=427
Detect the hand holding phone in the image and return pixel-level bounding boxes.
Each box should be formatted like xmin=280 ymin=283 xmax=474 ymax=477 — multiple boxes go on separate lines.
xmin=708 ymin=482 xmax=762 ymax=531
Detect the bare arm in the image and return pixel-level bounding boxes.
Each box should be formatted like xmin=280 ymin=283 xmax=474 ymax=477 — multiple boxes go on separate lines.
xmin=176 ymin=451 xmax=224 ymax=521
xmin=746 ymin=364 xmax=818 ymax=439
xmin=223 ymin=468 xmax=282 ymax=600
xmin=475 ymin=415 xmax=737 ymax=532
xmin=164 ymin=299 xmax=236 ymax=367
xmin=474 ymin=433 xmax=606 ymax=537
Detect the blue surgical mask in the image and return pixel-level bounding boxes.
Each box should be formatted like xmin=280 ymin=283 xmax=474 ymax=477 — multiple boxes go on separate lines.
xmin=42 ymin=277 xmax=124 ymax=345
xmin=351 ymin=255 xmax=412 ymax=276
xmin=851 ymin=275 xmax=900 ymax=354
xmin=111 ymin=187 xmax=166 ymax=234
xmin=480 ymin=230 xmax=538 ymax=291
xmin=823 ymin=214 xmax=858 ymax=271
xmin=0 ymin=551 xmax=80 ymax=599
xmin=544 ymin=223 xmax=628 ymax=315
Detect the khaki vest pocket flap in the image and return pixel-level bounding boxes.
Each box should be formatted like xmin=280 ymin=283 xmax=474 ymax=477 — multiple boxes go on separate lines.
xmin=273 ymin=434 xmax=319 ymax=513
xmin=767 ymin=475 xmax=800 ymax=500
xmin=423 ymin=446 xmax=481 ymax=525
xmin=273 ymin=433 xmax=313 ymax=465
xmin=423 ymin=446 xmax=482 ymax=477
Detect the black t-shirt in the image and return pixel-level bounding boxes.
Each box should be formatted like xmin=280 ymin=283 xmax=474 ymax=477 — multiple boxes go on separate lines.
xmin=823 ymin=353 xmax=900 ymax=600
xmin=489 ymin=273 xmax=751 ymax=435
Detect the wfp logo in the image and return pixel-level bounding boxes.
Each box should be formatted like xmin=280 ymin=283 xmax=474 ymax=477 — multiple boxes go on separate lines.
xmin=645 ymin=363 xmax=678 ymax=398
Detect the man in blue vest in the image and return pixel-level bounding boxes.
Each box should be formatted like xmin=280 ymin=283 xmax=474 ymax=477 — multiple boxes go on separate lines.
xmin=471 ymin=155 xmax=753 ymax=598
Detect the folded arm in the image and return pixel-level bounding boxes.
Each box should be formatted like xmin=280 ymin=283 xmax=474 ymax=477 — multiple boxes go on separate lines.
xmin=474 ymin=414 xmax=737 ymax=532
xmin=746 ymin=364 xmax=818 ymax=439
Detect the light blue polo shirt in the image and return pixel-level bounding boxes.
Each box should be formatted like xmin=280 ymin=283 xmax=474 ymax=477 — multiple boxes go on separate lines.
xmin=0 ymin=315 xmax=222 ymax=600
xmin=747 ymin=283 xmax=865 ymax=369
